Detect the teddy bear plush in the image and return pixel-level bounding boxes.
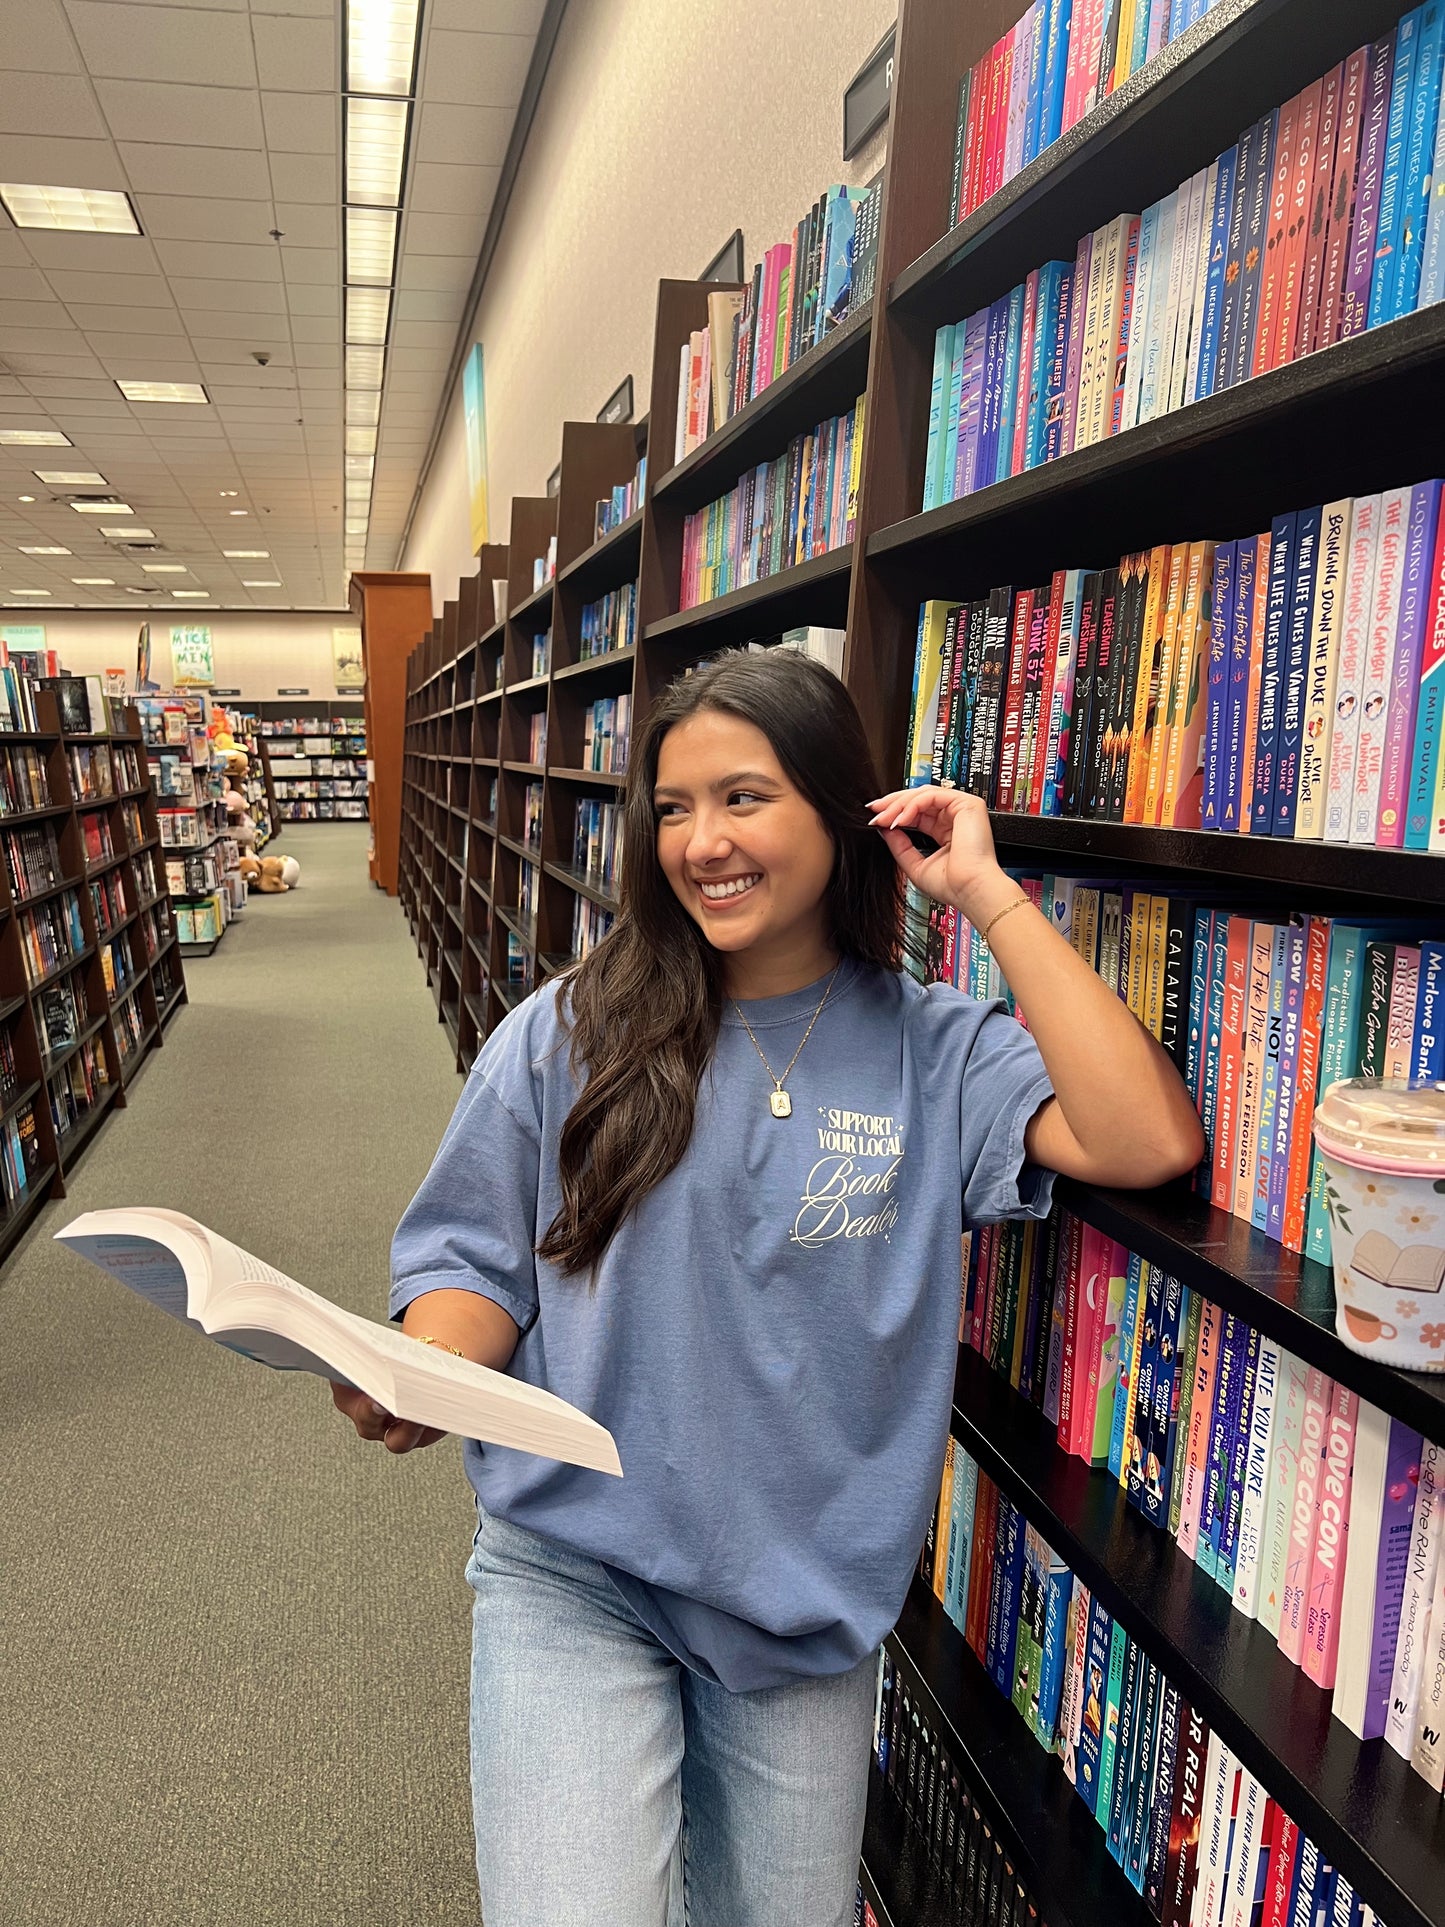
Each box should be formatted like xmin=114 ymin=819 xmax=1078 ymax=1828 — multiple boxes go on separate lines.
xmin=238 ymin=853 xmax=262 ymax=888
xmin=252 ymin=856 xmax=290 ymax=893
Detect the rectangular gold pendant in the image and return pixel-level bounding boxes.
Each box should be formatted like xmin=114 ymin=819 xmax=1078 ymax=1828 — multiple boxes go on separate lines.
xmin=769 ymin=1090 xmax=792 ymax=1118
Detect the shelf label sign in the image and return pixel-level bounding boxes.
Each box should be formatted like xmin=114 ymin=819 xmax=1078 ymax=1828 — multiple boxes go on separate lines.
xmin=462 ymin=342 xmax=489 ymax=555
xmin=277 ymin=686 xmax=310 ymax=695
xmin=211 ymin=687 xmax=242 ymax=698
xmin=596 ymin=375 xmax=633 ymax=425
xmin=844 ymin=27 xmax=895 ymax=158
xmin=171 ymin=624 xmax=214 ymax=686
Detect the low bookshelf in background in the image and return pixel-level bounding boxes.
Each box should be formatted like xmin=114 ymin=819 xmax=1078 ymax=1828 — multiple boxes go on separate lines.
xmin=0 ymin=668 xmax=184 ymax=1257
xmin=256 ymin=699 xmax=368 ymax=825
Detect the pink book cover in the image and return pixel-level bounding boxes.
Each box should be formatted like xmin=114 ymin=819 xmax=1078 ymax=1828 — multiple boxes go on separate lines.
xmin=1279 ymin=1366 xmax=1333 ymax=1665
xmin=1384 ymin=947 xmax=1421 ymax=1079
xmin=972 ymin=1223 xmax=997 ymax=1352
xmin=1061 ymin=231 xmax=1094 ymax=457
xmin=1055 ymin=1212 xmax=1084 ymax=1450
xmin=1027 ymin=575 xmax=1067 ymax=815
xmin=1088 ymin=1239 xmax=1127 ymax=1466
xmin=1061 ymin=0 xmax=1099 ymax=133
xmin=1363 ymin=1418 xmax=1424 ymax=1737
xmin=1272 ymin=78 xmax=1322 ymax=372
xmin=985 ymin=31 xmax=1016 ymax=202
xmin=1302 ymin=1383 xmax=1359 ymax=1687
xmin=1109 ymin=214 xmax=1142 ymax=437
xmin=1067 ymin=1222 xmax=1108 ymax=1459
xmin=1011 ymin=268 xmax=1042 ymax=478
xmin=1177 ymin=1298 xmax=1223 ymax=1557
xmin=1295 ymin=64 xmax=1343 ymax=360
xmin=753 ymin=244 xmax=789 ymax=397
xmin=1378 ymin=481 xmax=1443 ymax=845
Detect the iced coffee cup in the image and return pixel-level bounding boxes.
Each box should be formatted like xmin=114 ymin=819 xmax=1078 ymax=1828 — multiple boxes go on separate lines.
xmin=1312 ymin=1078 xmax=1445 ymax=1370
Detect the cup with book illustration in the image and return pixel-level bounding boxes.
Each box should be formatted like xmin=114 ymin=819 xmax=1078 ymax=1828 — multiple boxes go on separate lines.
xmin=1312 ymin=1078 xmax=1445 ymax=1371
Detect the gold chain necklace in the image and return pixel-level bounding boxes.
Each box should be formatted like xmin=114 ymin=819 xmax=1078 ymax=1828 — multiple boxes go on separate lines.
xmin=732 ymin=964 xmax=842 ymax=1119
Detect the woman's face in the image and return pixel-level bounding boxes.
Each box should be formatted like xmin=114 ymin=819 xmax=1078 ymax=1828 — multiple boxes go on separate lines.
xmin=652 ymin=709 xmax=836 ymax=972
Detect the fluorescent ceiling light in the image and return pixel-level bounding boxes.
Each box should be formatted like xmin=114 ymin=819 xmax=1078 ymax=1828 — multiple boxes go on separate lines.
xmin=346 ymin=0 xmax=421 ymax=95
xmin=345 ymin=454 xmax=374 ymax=482
xmin=172 ymin=589 xmax=209 ymax=598
xmin=344 ymin=95 xmax=408 ymax=208
xmin=71 ymin=499 xmax=132 ymax=514
xmin=0 ymin=429 xmax=70 ymax=447
xmin=19 ymin=545 xmax=70 ymax=555
xmin=345 ymin=518 xmax=368 ymax=536
xmin=345 ymin=425 xmax=377 ymax=456
xmin=102 ymin=526 xmax=154 ymax=539
xmin=34 ymin=470 xmax=106 ymax=486
xmin=242 ymin=579 xmax=282 ymax=587
xmin=142 ymin=563 xmax=187 ymax=573
xmin=219 ymin=490 xmax=238 ymax=497
xmin=10 ymin=587 xmax=49 ymax=596
xmin=345 ymin=286 xmax=391 ymax=345
xmin=0 ymin=183 xmax=140 ymax=233
xmin=72 ymin=577 xmax=114 ymax=585
xmin=223 ymin=548 xmax=269 ymax=558
xmin=345 ymin=206 xmax=398 ymax=286
xmin=345 ymin=344 xmax=384 ymax=388
xmin=228 ymin=508 xmax=248 ymax=516
xmin=345 ymin=390 xmax=380 ymax=426
xmin=116 ymin=380 xmax=208 ymax=404
xmin=17 ymin=494 xmax=34 ymax=502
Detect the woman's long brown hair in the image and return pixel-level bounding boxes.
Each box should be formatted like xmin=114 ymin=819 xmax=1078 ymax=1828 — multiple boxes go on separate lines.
xmin=535 ymin=648 xmax=902 ymax=1276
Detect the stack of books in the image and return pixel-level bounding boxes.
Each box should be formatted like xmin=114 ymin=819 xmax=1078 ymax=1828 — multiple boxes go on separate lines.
xmin=570 ymin=896 xmax=615 ymax=962
xmin=580 ymin=695 xmax=630 ymax=775
xmin=903 ymin=470 xmax=1445 ymax=853
xmin=949 ymin=0 xmax=1226 ymax=228
xmin=926 ymin=17 xmax=1445 ymax=511
xmin=580 ymin=581 xmax=638 ymax=659
xmin=573 ymin=798 xmax=622 ymax=891
xmin=680 ymin=398 xmax=864 ymax=609
xmin=0 ymin=744 xmax=50 ymax=814
xmin=594 ymin=456 xmax=647 ymax=539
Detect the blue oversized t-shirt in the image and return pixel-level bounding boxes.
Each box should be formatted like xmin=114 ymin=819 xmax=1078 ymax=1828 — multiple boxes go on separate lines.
xmin=390 ymin=958 xmax=1055 ymax=1692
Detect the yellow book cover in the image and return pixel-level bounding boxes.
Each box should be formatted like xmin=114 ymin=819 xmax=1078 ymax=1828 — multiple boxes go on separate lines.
xmin=1143 ymin=891 xmax=1169 ymax=1040
xmin=1126 ymin=892 xmax=1152 ymax=1018
xmin=845 ymin=394 xmax=867 ymax=543
xmin=1072 ymin=885 xmax=1101 ymax=972
xmin=933 ymin=1436 xmax=955 ymax=1604
xmin=1010 ymin=1221 xmax=1036 ymax=1389
xmin=907 ymin=602 xmax=953 ymax=786
xmin=1117 ymin=1261 xmax=1150 ymax=1489
xmin=1124 ymin=546 xmax=1171 ymax=822
xmin=1296 ymin=498 xmax=1352 ymax=839
xmin=1114 ymin=0 xmax=1139 ymax=86
xmin=1143 ymin=545 xmax=1188 ymax=824
xmin=1232 ymin=920 xmax=1274 ymax=1219
xmin=1162 ymin=540 xmax=1216 ymax=828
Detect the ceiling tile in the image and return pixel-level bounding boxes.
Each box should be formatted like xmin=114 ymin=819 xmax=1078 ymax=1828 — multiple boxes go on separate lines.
xmin=44 ymin=270 xmax=176 ymax=307
xmin=0 ymin=134 xmax=126 ymax=189
xmin=267 ymin=151 xmax=336 ymax=204
xmin=284 ymin=283 xmax=336 ymax=317
xmin=270 ymin=203 xmax=337 ymax=249
xmin=6 ymin=352 xmax=106 ymax=377
xmin=64 ymin=303 xmax=188 ymax=335
xmin=390 ymin=318 xmax=456 ymax=352
xmin=0 ymin=73 xmax=110 ymax=138
xmin=261 ymin=91 xmax=336 ymax=156
xmin=0 ymin=326 xmax=84 ymax=355
xmin=428 ymin=0 xmax=546 ymax=29
xmin=198 ymin=344 xmax=295 ymax=369
xmin=420 ymin=32 xmax=533 ymax=109
xmin=171 ymin=278 xmax=287 ymax=314
xmin=407 ymin=162 xmax=501 ymax=217
xmin=136 ymin=197 xmax=276 ymax=244
xmin=289 ymin=313 xmax=338 ymax=342
xmin=120 ymin=143 xmax=273 ymax=200
xmin=281 ymin=247 xmax=337 ymax=286
xmin=396 ymin=252 xmax=476 ymax=293
xmin=96 ymin=80 xmax=265 ymax=150
xmin=415 ymin=102 xmax=513 ymax=168
xmin=155 ymin=239 xmax=283 ymax=282
xmin=66 ymin=2 xmax=257 ymax=86
xmin=398 ymin=210 xmax=486 ymax=256
xmin=394 ymin=287 xmax=464 ymax=324
xmin=253 ymin=15 xmax=335 ymax=92
xmin=23 ymin=232 xmax=161 ymax=275
xmin=0 ymin=0 xmax=84 ymax=73
xmin=87 ymin=329 xmax=206 ymax=361
xmin=0 ymin=299 xmax=73 ymax=328
xmin=183 ymin=313 xmax=291 ymax=342
xmin=387 ymin=346 xmax=447 ymax=374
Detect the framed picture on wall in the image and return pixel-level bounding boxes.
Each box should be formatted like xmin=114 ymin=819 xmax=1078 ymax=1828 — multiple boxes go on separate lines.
xmin=171 ymin=625 xmax=214 ymax=686
xmin=333 ymin=625 xmax=365 ymax=690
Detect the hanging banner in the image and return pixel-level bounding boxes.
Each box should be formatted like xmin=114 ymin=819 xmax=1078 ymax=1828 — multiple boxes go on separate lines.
xmin=462 ymin=342 xmax=489 ymax=555
xmin=170 ymin=624 xmax=215 ymax=686
xmin=333 ymin=625 xmax=365 ymax=691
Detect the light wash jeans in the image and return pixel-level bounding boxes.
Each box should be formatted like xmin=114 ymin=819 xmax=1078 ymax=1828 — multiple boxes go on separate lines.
xmin=464 ymin=1506 xmax=876 ymax=1927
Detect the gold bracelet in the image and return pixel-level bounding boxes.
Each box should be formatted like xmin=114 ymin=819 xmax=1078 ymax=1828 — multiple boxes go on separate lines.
xmin=412 ymin=1334 xmax=466 ymax=1358
xmin=980 ymin=894 xmax=1031 ymax=944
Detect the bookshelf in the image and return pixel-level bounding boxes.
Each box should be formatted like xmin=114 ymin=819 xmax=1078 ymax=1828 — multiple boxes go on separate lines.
xmin=0 ymin=690 xmax=185 ymax=1251
xmin=140 ymin=694 xmax=243 ymax=956
xmin=255 ymin=700 xmax=368 ymax=825
xmin=398 ymin=1 xmax=1445 ymax=1917
xmin=226 ymin=710 xmax=277 ymax=853
xmin=349 ymin=571 xmax=433 ymax=896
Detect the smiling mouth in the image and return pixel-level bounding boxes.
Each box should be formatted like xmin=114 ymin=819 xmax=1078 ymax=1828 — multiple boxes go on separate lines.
xmin=697 ymin=872 xmax=762 ymax=902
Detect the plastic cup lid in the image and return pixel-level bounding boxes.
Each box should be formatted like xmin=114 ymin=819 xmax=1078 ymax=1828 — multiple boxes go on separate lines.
xmin=1312 ymin=1076 xmax=1445 ymax=1169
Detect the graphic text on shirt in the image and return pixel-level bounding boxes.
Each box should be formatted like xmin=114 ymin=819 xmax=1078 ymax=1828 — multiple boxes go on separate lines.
xmin=791 ymin=1106 xmax=904 ymax=1249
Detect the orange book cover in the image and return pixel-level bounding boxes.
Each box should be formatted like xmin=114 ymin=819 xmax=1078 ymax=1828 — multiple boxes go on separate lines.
xmin=1164 ymin=541 xmax=1218 ymax=827
xmin=1123 ymin=546 xmax=1170 ymax=822
xmin=1281 ymin=914 xmax=1330 ymax=1252
xmin=1273 ymin=79 xmax=1323 ymax=370
xmin=1237 ymin=530 xmax=1272 ymax=832
xmin=1253 ymin=90 xmax=1299 ymax=379
xmin=1144 ymin=545 xmax=1188 ymax=823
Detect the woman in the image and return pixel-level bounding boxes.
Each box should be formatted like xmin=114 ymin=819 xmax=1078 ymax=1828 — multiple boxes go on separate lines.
xmin=333 ymin=649 xmax=1202 ymax=1927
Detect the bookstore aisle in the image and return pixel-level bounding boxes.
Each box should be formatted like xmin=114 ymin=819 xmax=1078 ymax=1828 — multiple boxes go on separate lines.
xmin=0 ymin=825 xmax=481 ymax=1927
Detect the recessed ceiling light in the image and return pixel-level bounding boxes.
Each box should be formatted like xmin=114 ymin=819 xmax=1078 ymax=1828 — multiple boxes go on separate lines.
xmin=345 ymin=206 xmax=398 ymax=287
xmin=228 ymin=508 xmax=248 ymax=516
xmin=242 ymin=579 xmax=282 ymax=588
xmin=142 ymin=563 xmax=187 ymax=573
xmin=345 ymin=518 xmax=368 ymax=536
xmin=34 ymin=470 xmax=106 ymax=486
xmin=346 ymin=0 xmax=421 ymax=94
xmin=10 ymin=587 xmax=49 ymax=596
xmin=0 ymin=182 xmax=141 ymax=233
xmin=223 ymin=549 xmax=269 ymax=558
xmin=0 ymin=429 xmax=70 ymax=447
xmin=17 ymin=494 xmax=34 ymax=503
xmin=345 ymin=286 xmax=391 ymax=346
xmin=72 ymin=500 xmax=132 ymax=515
xmin=19 ymin=545 xmax=70 ymax=555
xmin=172 ymin=589 xmax=210 ymax=598
xmin=345 ymin=390 xmax=380 ymax=426
xmin=219 ymin=490 xmax=239 ymax=497
xmin=72 ymin=577 xmax=115 ymax=585
xmin=101 ymin=526 xmax=154 ymax=539
xmin=345 ymin=345 xmax=384 ymax=388
xmin=116 ymin=380 xmax=208 ymax=404
xmin=345 ymin=454 xmax=374 ymax=482
xmin=344 ymin=95 xmax=409 ymax=209
xmin=345 ymin=425 xmax=377 ymax=457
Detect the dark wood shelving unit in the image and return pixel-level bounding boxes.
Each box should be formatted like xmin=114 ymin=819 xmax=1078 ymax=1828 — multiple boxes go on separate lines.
xmin=395 ymin=0 xmax=1445 ymax=1911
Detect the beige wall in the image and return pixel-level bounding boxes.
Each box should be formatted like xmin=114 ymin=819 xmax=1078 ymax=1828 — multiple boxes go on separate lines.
xmin=15 ymin=610 xmax=361 ymax=702
xmin=403 ymin=0 xmax=894 ymax=611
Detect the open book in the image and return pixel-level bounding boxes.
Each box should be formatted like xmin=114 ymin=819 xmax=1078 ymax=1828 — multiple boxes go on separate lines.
xmin=55 ymin=1208 xmax=621 ymax=1478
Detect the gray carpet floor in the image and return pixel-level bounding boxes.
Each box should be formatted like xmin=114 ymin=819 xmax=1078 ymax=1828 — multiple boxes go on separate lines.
xmin=0 ymin=825 xmax=483 ymax=1926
